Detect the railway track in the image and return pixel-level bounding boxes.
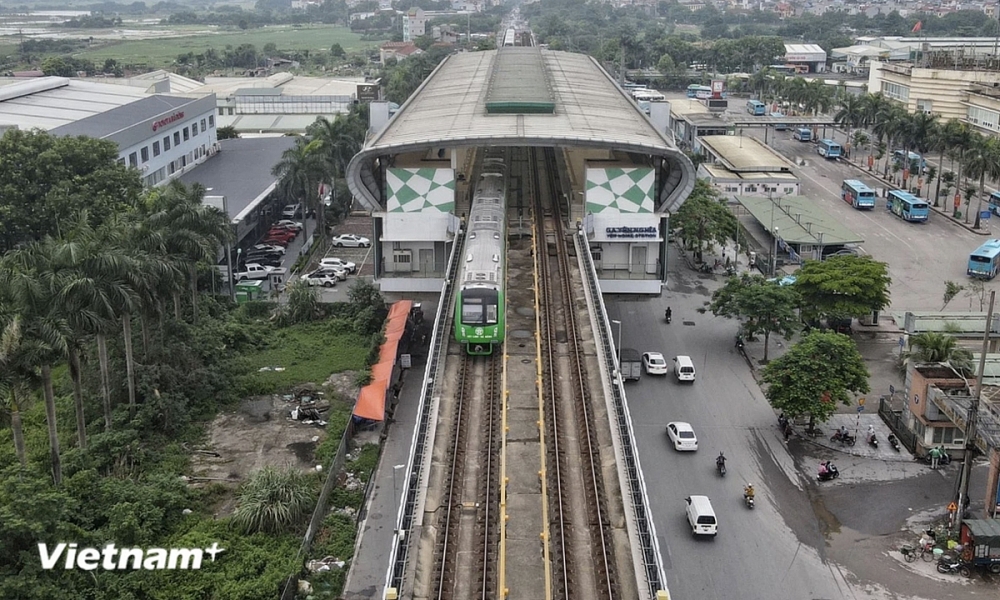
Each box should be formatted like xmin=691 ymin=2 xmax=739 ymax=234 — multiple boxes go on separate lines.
xmin=429 ymin=352 xmax=502 ymax=600
xmin=532 ymin=147 xmax=619 ymax=600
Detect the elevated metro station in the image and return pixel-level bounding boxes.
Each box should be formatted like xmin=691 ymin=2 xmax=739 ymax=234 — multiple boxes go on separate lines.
xmin=347 ymin=46 xmax=696 ymax=294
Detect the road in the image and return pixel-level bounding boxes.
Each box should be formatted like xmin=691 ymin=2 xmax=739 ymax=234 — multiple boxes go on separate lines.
xmin=606 ymin=254 xmax=992 ymax=599
xmin=745 ymin=126 xmax=1000 ymax=311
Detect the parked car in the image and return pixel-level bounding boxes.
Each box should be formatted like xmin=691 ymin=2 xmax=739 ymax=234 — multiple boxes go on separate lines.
xmin=331 ymin=234 xmax=371 ymax=248
xmin=273 ymin=220 xmax=303 ymax=232
xmin=666 ymin=422 xmax=699 ymax=451
xmin=267 ymin=227 xmax=298 ymax=239
xmin=235 ymin=263 xmax=274 ymax=281
xmin=263 ymin=230 xmax=296 ymax=244
xmin=318 ymin=265 xmax=348 ymax=281
xmin=243 ymin=253 xmax=282 ymax=267
xmin=281 ymin=204 xmax=301 ymax=218
xmin=302 ymin=269 xmax=338 ymax=287
xmin=251 ymin=244 xmax=285 ymax=255
xmin=642 ymin=351 xmax=668 ymax=375
xmin=319 ymin=257 xmax=357 ymax=273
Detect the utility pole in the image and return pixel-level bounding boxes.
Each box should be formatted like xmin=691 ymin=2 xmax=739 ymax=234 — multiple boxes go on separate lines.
xmin=955 ymin=289 xmax=994 ymax=533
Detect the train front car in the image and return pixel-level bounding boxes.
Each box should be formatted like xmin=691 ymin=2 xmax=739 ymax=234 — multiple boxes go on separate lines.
xmin=455 ymin=154 xmax=507 ymax=355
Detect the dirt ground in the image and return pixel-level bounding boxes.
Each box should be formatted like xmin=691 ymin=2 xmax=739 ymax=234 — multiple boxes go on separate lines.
xmin=190 ymin=372 xmax=361 ymax=516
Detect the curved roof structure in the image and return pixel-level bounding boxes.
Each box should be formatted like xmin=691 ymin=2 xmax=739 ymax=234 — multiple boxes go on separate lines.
xmin=348 ymin=48 xmax=694 ymax=212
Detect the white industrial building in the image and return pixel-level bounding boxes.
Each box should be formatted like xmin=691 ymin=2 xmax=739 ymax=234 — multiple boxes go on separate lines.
xmin=784 ymin=44 xmax=827 ymax=73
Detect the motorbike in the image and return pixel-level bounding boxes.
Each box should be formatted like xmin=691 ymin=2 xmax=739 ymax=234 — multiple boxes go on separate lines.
xmin=867 ymin=432 xmax=879 ymax=449
xmin=817 ymin=462 xmax=839 ymax=481
xmin=830 ymin=430 xmax=856 ymax=446
xmin=744 ymin=494 xmax=755 ymax=509
xmin=699 ymin=263 xmax=714 ymax=274
xmin=665 ymin=309 xmax=672 ymax=324
xmin=716 ymin=458 xmax=727 ymax=477
xmin=919 ymin=451 xmax=952 ymax=466
xmin=936 ymin=556 xmax=972 ymax=577
xmin=735 ymin=335 xmax=745 ymax=351
xmin=887 ymin=433 xmax=901 ymax=452
xmin=778 ymin=413 xmax=789 ymax=430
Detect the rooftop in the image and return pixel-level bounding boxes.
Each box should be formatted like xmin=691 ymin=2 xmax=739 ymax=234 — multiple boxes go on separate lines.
xmin=701 ymin=164 xmax=798 ymax=182
xmin=784 ymin=43 xmax=826 ymax=55
xmin=735 ymin=195 xmax=864 ymax=246
xmin=177 ymin=137 xmax=298 ymax=223
xmin=195 ymin=73 xmax=363 ymax=99
xmin=485 ymin=46 xmax=555 ymax=114
xmin=699 ymin=135 xmax=794 ymax=173
xmin=0 ymin=76 xmax=148 ymax=130
xmin=50 ymin=95 xmax=192 ymax=139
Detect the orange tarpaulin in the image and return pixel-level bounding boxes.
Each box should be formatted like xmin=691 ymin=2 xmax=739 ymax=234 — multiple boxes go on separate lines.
xmin=353 ymin=380 xmax=387 ymax=421
xmin=388 ymin=300 xmax=412 ymax=320
xmin=379 ymin=339 xmax=399 ymax=363
xmin=371 ymin=360 xmax=393 ymax=384
xmin=386 ymin=317 xmax=406 ymax=337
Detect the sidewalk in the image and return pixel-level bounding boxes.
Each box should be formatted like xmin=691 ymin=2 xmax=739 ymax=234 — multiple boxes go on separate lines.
xmin=342 ymin=295 xmax=439 ymax=600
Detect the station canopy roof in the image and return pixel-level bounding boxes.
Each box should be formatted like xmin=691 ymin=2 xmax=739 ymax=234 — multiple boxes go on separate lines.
xmin=735 ymin=195 xmax=864 ymax=246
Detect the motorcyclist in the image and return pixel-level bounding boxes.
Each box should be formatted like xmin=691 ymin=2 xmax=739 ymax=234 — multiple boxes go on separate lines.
xmin=744 ymin=484 xmax=755 ymax=500
xmin=838 ymin=425 xmax=849 ymax=440
xmin=716 ymin=452 xmax=726 ymax=470
xmin=818 ymin=461 xmax=829 ymax=476
xmin=665 ymin=307 xmax=672 ymax=322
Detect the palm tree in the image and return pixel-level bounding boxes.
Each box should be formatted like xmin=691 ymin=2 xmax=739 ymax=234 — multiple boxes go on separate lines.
xmin=905 ymin=112 xmax=938 ymax=190
xmin=307 ymin=115 xmax=363 ymax=233
xmin=0 ymin=313 xmax=42 ymax=467
xmin=834 ymin=94 xmax=866 ymax=159
xmin=964 ymin=136 xmax=1000 ymax=229
xmin=272 ymin=137 xmax=327 ymax=241
xmin=952 ymin=125 xmax=975 ymax=215
xmin=905 ymin=332 xmax=973 ymax=373
xmin=931 ymin=120 xmax=961 ymax=206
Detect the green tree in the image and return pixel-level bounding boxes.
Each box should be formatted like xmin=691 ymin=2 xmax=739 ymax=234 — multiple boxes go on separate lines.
xmin=709 ymin=274 xmax=800 ymax=362
xmin=905 ymin=332 xmax=972 ymax=372
xmin=330 ymin=43 xmax=345 ymax=58
xmin=0 ymin=314 xmax=41 ymax=467
xmin=761 ymin=331 xmax=870 ymax=430
xmin=0 ymin=130 xmax=142 ymax=252
xmin=272 ymin=136 xmax=327 ymax=240
xmin=216 ymin=125 xmax=239 ymax=140
xmin=671 ymin=180 xmax=737 ymax=263
xmin=834 ymin=93 xmax=866 ymax=158
xmin=793 ymin=255 xmax=891 ymax=323
xmin=942 ymin=280 xmax=963 ymax=310
xmin=964 ymin=136 xmax=1000 ymax=229
xmin=232 ymin=466 xmax=317 ymax=534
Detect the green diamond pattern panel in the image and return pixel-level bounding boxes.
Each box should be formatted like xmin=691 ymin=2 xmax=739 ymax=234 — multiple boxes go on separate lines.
xmin=585 ymin=168 xmax=654 ymax=214
xmin=387 ymin=168 xmax=455 ymax=213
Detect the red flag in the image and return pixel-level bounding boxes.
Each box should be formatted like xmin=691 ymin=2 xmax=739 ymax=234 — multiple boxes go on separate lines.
xmin=912 ymin=21 xmax=922 ymax=33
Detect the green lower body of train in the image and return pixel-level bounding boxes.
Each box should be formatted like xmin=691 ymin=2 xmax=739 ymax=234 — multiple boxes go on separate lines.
xmin=454 ymin=288 xmax=505 ymax=355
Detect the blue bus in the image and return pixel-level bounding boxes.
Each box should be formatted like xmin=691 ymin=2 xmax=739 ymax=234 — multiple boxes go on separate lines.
xmin=793 ymin=128 xmax=812 ymax=142
xmin=968 ymin=239 xmax=1000 ymax=279
xmin=887 ymin=189 xmax=930 ymax=222
xmin=817 ymin=139 xmax=842 ymax=159
xmin=988 ymin=191 xmax=1000 ymax=215
xmin=747 ymin=100 xmax=767 ymax=115
xmin=687 ymin=84 xmax=712 ymax=98
xmin=841 ymin=179 xmax=876 ymax=209
xmin=893 ymin=150 xmax=926 ymax=170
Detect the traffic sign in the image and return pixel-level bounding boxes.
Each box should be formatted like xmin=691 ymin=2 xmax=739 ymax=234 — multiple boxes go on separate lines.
xmin=898 ymin=336 xmax=905 ymax=348
xmin=857 ymin=406 xmax=864 ymax=413
xmin=948 ymin=502 xmax=958 ymax=512
xmin=858 ymin=397 xmax=866 ymax=407
xmin=889 ymin=384 xmax=895 ymax=395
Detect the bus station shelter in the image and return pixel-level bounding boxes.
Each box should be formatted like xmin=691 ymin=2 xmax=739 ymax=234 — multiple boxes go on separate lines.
xmin=734 ymin=195 xmax=864 ymax=271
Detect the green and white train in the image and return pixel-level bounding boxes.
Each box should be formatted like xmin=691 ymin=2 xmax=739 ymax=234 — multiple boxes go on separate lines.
xmin=454 ymin=150 xmax=508 ymax=355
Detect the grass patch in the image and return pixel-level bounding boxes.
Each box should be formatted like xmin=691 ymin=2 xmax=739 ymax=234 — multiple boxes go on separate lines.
xmin=237 ymin=320 xmax=368 ymax=393
xmin=74 ymin=25 xmax=375 ymax=69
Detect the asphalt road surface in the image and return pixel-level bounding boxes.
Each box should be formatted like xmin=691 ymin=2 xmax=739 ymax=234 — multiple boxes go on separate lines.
xmin=607 ymin=254 xmax=992 ymax=600
xmin=745 ymin=126 xmax=1000 ymax=312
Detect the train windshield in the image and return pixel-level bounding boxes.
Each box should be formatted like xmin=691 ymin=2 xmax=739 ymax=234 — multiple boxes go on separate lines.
xmin=461 ymin=290 xmax=499 ymax=325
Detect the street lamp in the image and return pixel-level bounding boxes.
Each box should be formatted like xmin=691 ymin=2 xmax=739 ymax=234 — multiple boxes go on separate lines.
xmin=611 ymin=319 xmax=622 ymax=367
xmin=771 ymin=227 xmax=780 ymax=276
xmin=392 ymin=464 xmax=405 ymax=529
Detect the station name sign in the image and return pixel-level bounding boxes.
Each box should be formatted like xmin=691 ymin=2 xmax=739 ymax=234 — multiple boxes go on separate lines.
xmin=152 ymin=112 xmax=185 ymax=132
xmin=605 ymin=226 xmax=657 ymax=239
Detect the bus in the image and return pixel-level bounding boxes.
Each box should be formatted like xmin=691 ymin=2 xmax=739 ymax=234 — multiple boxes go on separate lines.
xmin=686 ymin=84 xmax=712 ymax=98
xmin=841 ymin=180 xmax=877 ymax=209
xmin=893 ymin=150 xmax=926 ymax=170
xmin=746 ymin=99 xmax=767 ymax=115
xmin=817 ymin=139 xmax=842 ymax=159
xmin=988 ymin=191 xmax=1000 ymax=215
xmin=968 ymin=239 xmax=1000 ymax=279
xmin=793 ymin=128 xmax=812 ymax=142
xmin=887 ymin=189 xmax=930 ymax=222
xmin=767 ymin=65 xmax=796 ymax=75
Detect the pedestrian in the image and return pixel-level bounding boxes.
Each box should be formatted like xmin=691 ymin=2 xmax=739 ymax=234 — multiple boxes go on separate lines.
xmin=392 ymin=384 xmax=401 ymax=402
xmin=783 ymin=422 xmax=792 ymax=441
xmin=929 ymin=446 xmax=941 ymax=469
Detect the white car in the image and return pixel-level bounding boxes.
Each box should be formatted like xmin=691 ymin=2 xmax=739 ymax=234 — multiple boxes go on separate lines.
xmin=642 ymin=352 xmax=668 ymax=375
xmin=317 ymin=265 xmax=348 ymax=281
xmin=302 ymin=269 xmax=338 ymax=287
xmin=273 ymin=220 xmax=303 ymax=232
xmin=235 ymin=263 xmax=274 ymax=281
xmin=666 ymin=422 xmax=698 ymax=451
xmin=251 ymin=244 xmax=285 ymax=255
xmin=319 ymin=257 xmax=357 ymax=273
xmin=331 ymin=234 xmax=371 ymax=248
xmin=281 ymin=204 xmax=301 ymax=218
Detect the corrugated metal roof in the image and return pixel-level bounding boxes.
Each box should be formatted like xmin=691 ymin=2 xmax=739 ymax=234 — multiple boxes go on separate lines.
xmin=350 ymin=49 xmax=695 ymax=212
xmin=699 ymin=135 xmax=795 ymax=173
xmin=0 ymin=76 xmax=147 ymax=130
xmin=785 ymin=44 xmax=827 ymax=55
xmin=485 ymin=47 xmax=554 ymax=114
xmin=735 ymin=195 xmax=864 ymax=245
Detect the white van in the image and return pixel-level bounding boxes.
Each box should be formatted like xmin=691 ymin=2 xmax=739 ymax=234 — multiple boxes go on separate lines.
xmin=673 ymin=355 xmax=696 ymax=382
xmin=685 ymin=495 xmax=718 ymax=537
